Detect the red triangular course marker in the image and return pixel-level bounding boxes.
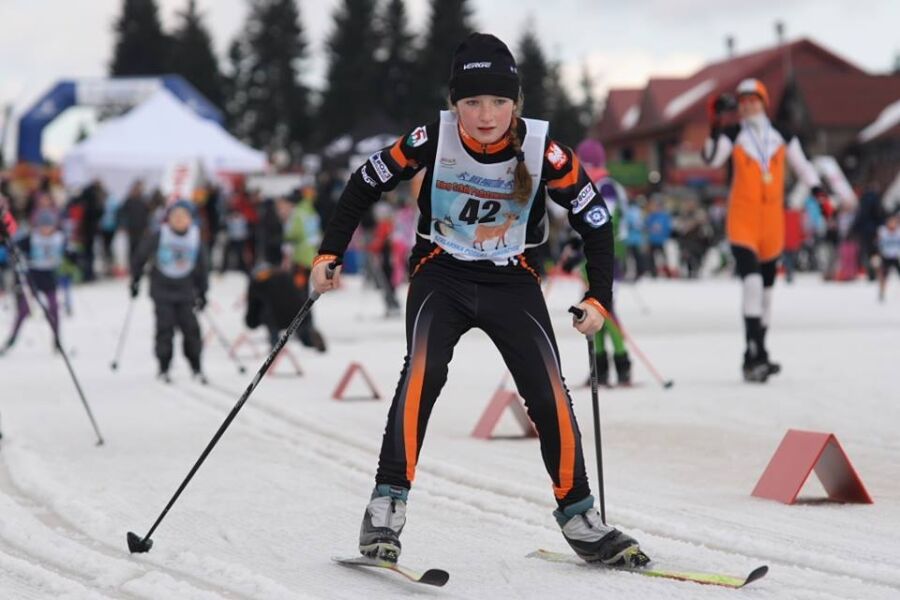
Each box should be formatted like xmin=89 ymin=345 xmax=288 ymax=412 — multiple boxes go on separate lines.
xmin=332 ymin=362 xmax=381 ymax=401
xmin=471 ymin=382 xmax=537 ymax=440
xmin=752 ymin=429 xmax=873 ymax=505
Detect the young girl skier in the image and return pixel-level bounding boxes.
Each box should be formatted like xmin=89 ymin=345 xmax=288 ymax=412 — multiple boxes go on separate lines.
xmin=311 ymin=33 xmax=646 ymax=566
xmin=1 ymin=209 xmax=68 ymax=354
xmin=130 ymin=200 xmax=209 ymax=382
xmin=878 ymin=212 xmax=900 ymax=302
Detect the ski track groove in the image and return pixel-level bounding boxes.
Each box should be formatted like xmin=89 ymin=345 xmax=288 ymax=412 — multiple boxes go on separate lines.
xmin=0 ymin=446 xmax=266 ymax=600
xmin=0 ymin=536 xmax=122 ymax=600
xmin=183 ymin=379 xmax=900 ymax=596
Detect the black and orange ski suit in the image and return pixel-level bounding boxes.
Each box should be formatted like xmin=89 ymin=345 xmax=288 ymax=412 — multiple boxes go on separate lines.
xmin=317 ymin=117 xmax=614 ymax=508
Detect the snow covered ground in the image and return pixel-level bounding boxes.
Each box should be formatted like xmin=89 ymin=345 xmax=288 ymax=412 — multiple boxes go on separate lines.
xmin=1 ymin=272 xmax=899 ymax=599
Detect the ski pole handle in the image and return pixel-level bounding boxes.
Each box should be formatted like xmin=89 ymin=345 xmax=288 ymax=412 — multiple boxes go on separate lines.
xmin=325 ymin=259 xmax=341 ymax=279
xmin=311 ymin=259 xmax=342 ymax=302
xmin=568 ymin=305 xmax=586 ymax=322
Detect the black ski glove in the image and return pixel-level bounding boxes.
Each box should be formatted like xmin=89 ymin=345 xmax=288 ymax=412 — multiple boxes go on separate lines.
xmin=194 ymin=294 xmax=207 ymax=311
xmin=129 ymin=279 xmax=140 ymax=298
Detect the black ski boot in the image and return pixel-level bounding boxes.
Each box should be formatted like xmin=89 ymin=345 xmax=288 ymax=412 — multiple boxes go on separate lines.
xmin=157 ymin=371 xmax=172 ymax=384
xmin=613 ymin=353 xmax=632 ymax=386
xmin=760 ymin=327 xmax=780 ymax=377
xmin=585 ymin=352 xmax=610 ymax=387
xmin=554 ymin=496 xmax=648 ymax=566
xmin=742 ymin=351 xmax=770 ymax=383
xmin=188 ymin=356 xmax=208 ymax=384
xmin=743 ymin=318 xmax=771 ymax=383
xmin=359 ymin=484 xmax=407 ymax=563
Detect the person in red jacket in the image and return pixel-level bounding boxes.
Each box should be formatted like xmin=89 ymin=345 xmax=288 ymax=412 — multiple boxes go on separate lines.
xmin=783 ymin=208 xmax=805 ymax=283
xmin=310 ymin=33 xmax=646 ymax=567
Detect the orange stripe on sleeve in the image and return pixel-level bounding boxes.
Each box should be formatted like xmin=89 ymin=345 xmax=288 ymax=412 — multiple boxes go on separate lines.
xmin=547 ymin=154 xmax=581 ymax=190
xmin=389 ymin=139 xmax=410 ymax=169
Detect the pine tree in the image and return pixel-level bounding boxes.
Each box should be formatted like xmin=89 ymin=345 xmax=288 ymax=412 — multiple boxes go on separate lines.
xmin=169 ymin=0 xmax=224 ymax=108
xmin=376 ymin=0 xmax=416 ymax=128
xmin=226 ymin=0 xmax=311 ymax=155
xmin=223 ymin=39 xmax=245 ymax=132
xmin=577 ymin=65 xmax=598 ymax=137
xmin=318 ymin=0 xmax=381 ymax=144
xmin=546 ymin=61 xmax=583 ymax=147
xmin=110 ymin=0 xmax=170 ymax=76
xmin=412 ymin=0 xmax=474 ymax=122
xmin=517 ymin=27 xmax=550 ymax=120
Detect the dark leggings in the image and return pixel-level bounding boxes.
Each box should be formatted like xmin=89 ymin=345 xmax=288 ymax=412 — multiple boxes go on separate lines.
xmin=732 ymin=245 xmax=777 ymax=286
xmin=376 ymin=263 xmax=590 ymax=509
xmin=6 ymin=271 xmax=59 ymax=346
xmin=154 ymin=300 xmax=202 ymax=372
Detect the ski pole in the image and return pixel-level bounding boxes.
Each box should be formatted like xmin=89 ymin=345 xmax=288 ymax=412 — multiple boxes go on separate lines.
xmin=568 ymin=305 xmax=607 ymax=525
xmin=110 ymin=297 xmax=136 ymax=371
xmin=625 ymin=282 xmax=651 ymax=315
xmin=608 ymin=313 xmax=673 ymax=389
xmin=126 ymin=261 xmax=340 ymax=554
xmin=200 ymin=307 xmax=247 ymax=375
xmin=0 ymin=212 xmax=105 ymax=446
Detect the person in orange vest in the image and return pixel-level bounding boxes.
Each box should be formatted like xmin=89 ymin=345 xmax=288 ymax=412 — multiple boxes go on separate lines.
xmin=704 ymin=79 xmax=833 ymax=382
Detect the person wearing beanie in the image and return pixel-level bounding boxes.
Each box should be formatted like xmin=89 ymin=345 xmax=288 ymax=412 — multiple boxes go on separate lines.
xmin=1 ymin=209 xmax=69 ymax=355
xmin=564 ymin=139 xmax=633 ymax=387
xmin=703 ymin=78 xmax=833 ymax=383
xmin=130 ymin=200 xmax=209 ymax=382
xmin=311 ymin=33 xmax=645 ymax=566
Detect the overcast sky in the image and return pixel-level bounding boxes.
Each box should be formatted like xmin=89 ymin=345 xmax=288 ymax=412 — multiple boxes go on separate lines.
xmin=1 ymin=0 xmax=897 ymax=160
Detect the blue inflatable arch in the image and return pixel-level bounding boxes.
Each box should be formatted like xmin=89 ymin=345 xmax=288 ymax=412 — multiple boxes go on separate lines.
xmin=17 ymin=75 xmax=223 ymax=164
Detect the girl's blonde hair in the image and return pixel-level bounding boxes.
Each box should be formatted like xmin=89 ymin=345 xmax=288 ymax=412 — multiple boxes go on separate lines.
xmin=449 ymin=92 xmax=532 ymax=204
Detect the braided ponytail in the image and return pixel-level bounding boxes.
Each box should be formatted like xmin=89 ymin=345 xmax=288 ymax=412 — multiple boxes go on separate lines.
xmin=508 ymin=123 xmax=532 ymax=204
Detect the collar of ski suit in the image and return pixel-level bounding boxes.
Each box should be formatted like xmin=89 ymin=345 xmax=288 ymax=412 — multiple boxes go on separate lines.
xmin=457 ymin=119 xmax=516 ymax=155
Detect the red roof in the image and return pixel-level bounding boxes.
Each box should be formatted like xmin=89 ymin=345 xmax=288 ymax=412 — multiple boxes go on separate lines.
xmin=635 ymin=78 xmax=695 ymax=129
xmin=795 ymin=72 xmax=900 ymax=129
xmin=595 ymin=89 xmax=642 ymax=139
xmin=598 ymin=38 xmax=869 ymax=144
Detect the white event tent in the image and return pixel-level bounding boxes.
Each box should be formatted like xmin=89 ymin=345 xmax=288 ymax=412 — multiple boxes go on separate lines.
xmin=63 ymin=89 xmax=267 ymax=198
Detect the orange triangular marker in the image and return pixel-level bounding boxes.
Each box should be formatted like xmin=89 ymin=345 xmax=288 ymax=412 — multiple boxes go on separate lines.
xmin=752 ymin=429 xmax=873 ymax=504
xmin=332 ymin=362 xmax=381 ymax=401
xmin=471 ymin=384 xmax=537 ymax=440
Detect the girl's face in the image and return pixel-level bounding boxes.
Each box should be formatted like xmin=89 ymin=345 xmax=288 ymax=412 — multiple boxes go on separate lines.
xmin=738 ymin=95 xmax=765 ymax=119
xmin=455 ymin=95 xmax=515 ymax=144
xmin=168 ymin=207 xmax=192 ymax=232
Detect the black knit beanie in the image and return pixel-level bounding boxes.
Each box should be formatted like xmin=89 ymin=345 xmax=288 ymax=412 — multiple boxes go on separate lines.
xmin=448 ymin=33 xmax=520 ymax=104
